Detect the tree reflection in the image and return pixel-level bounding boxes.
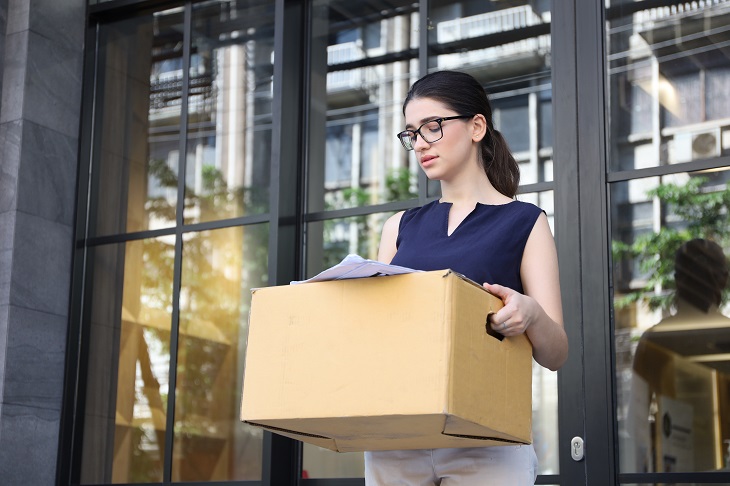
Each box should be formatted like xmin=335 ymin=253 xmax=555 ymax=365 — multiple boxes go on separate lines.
xmin=115 ymin=159 xmax=268 ymax=481
xmin=613 ymin=176 xmax=730 ymax=311
xmin=322 ymin=167 xmax=417 ymax=268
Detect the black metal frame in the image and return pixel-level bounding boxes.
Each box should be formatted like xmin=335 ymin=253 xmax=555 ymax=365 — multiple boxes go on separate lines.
xmin=571 ymin=0 xmax=618 ymax=483
xmin=551 ymin=3 xmax=588 ymax=485
xmin=58 ymin=0 xmax=730 ymax=485
xmin=263 ymin=0 xmax=307 ymax=482
xmin=56 ymin=10 xmax=97 ymax=486
xmin=608 ymin=155 xmax=730 ymax=183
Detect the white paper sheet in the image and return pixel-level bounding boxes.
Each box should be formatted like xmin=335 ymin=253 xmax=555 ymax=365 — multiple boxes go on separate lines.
xmin=290 ymin=254 xmax=420 ymax=285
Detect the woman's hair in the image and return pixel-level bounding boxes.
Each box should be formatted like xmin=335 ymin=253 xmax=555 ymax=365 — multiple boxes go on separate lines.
xmin=674 ymin=238 xmax=728 ymax=311
xmin=403 ymin=70 xmax=520 ymax=198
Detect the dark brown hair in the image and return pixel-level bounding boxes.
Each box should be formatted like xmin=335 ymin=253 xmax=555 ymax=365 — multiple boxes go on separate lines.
xmin=403 ymin=70 xmax=520 ymax=198
xmin=675 ymin=238 xmax=728 ymax=311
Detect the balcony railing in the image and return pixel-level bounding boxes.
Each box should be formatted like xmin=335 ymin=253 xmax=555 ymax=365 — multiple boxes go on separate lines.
xmin=633 ymin=0 xmax=729 ymax=25
xmin=328 ymin=41 xmax=365 ymax=65
xmin=437 ymin=5 xmax=545 ymax=43
xmin=437 ymin=34 xmax=551 ymax=71
xmin=326 ymin=41 xmax=379 ymax=93
xmin=327 ymin=67 xmax=379 ymax=93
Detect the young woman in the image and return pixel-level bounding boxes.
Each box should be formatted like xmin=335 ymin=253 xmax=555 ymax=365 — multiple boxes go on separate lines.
xmin=366 ymin=70 xmax=568 ymax=485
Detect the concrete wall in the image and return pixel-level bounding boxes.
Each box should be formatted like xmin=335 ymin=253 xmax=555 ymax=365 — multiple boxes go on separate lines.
xmin=0 ymin=1 xmax=85 ymax=484
xmin=0 ymin=0 xmax=6 ymax=106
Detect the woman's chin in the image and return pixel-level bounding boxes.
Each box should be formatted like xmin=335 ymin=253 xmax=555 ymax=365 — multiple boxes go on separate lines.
xmin=420 ymin=166 xmax=445 ymax=181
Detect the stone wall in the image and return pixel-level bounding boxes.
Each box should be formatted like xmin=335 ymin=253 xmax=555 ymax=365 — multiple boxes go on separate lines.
xmin=0 ymin=1 xmax=86 ymax=484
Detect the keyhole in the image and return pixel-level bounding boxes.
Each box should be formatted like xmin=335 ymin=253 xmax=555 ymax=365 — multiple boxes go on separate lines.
xmin=571 ymin=436 xmax=584 ymax=461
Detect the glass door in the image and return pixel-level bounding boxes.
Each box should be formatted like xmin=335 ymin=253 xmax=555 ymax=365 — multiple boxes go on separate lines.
xmin=556 ymin=1 xmax=730 ymax=484
xmin=606 ymin=0 xmax=730 ymax=483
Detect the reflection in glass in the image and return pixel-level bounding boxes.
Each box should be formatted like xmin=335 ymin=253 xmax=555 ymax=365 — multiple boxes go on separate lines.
xmin=183 ymin=1 xmax=273 ymax=224
xmin=80 ymin=237 xmax=175 ymax=483
xmin=302 ymin=444 xmax=364 ymax=480
xmin=612 ymin=169 xmax=730 ymax=473
xmin=306 ymin=213 xmax=392 ymax=280
xmin=607 ymin=1 xmax=730 ymax=172
xmin=173 ymin=224 xmax=268 ymax=481
xmin=531 ymin=356 xmax=559 ymax=475
xmin=306 ymin=0 xmax=420 ymax=214
xmin=428 ymin=1 xmax=553 ymax=189
xmin=92 ymin=9 xmax=185 ymax=236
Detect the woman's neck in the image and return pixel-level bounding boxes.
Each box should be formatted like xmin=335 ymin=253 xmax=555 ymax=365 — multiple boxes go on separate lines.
xmin=439 ymin=173 xmax=510 ymax=206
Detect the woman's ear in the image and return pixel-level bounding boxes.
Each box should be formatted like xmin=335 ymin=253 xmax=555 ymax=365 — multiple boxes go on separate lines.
xmin=471 ymin=114 xmax=488 ymax=143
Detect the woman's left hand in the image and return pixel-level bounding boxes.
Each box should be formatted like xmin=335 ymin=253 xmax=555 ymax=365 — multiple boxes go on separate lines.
xmin=484 ymin=282 xmax=539 ymax=336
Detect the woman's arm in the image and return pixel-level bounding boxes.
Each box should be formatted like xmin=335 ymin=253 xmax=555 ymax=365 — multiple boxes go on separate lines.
xmin=484 ymin=212 xmax=568 ymax=371
xmin=377 ymin=211 xmax=404 ymax=264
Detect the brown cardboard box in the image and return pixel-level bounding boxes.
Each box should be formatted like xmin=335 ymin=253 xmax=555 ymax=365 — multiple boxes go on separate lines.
xmin=633 ymin=338 xmax=722 ymax=471
xmin=240 ymin=270 xmax=533 ymax=452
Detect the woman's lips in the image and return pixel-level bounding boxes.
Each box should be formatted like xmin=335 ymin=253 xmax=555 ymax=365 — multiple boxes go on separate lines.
xmin=420 ymin=155 xmax=437 ymax=167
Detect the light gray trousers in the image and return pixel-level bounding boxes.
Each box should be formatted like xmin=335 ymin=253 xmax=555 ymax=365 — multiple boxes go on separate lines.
xmin=364 ymin=445 xmax=538 ymax=486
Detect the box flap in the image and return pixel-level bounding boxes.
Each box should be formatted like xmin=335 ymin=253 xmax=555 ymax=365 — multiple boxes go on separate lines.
xmin=244 ymin=421 xmax=339 ymax=451
xmin=245 ymin=412 xmax=529 ymax=453
xmin=441 ymin=414 xmax=528 ymax=445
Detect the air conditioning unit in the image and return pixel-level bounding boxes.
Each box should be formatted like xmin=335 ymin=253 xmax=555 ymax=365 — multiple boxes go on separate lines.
xmin=672 ymin=128 xmax=721 ymax=163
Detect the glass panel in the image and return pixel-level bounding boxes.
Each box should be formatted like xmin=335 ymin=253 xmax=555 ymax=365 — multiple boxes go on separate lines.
xmin=80 ymin=237 xmax=175 ymax=483
xmin=607 ymin=1 xmax=730 ymax=172
xmin=428 ymin=0 xmax=553 ymax=188
xmin=306 ymin=0 xmax=420 ymax=214
xmin=172 ymin=223 xmax=268 ymax=481
xmin=306 ymin=213 xmax=392 ymax=279
xmin=183 ymin=1 xmax=273 ymax=225
xmin=91 ymin=8 xmax=185 ymax=236
xmin=302 ymin=444 xmax=364 ymax=479
xmin=611 ymin=168 xmax=730 ymax=474
xmin=302 ymin=212 xmax=390 ymax=477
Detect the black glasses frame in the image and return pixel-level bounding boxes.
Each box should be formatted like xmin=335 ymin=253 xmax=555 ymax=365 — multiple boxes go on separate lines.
xmin=396 ymin=115 xmax=474 ymax=151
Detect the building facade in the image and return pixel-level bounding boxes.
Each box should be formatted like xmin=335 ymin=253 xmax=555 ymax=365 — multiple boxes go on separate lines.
xmin=1 ymin=0 xmax=730 ymax=485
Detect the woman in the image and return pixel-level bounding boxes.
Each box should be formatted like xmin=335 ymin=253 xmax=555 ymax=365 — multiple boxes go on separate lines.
xmin=366 ymin=70 xmax=568 ymax=485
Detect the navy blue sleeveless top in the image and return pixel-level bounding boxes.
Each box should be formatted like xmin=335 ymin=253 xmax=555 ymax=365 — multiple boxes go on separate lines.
xmin=390 ymin=200 xmax=543 ymax=293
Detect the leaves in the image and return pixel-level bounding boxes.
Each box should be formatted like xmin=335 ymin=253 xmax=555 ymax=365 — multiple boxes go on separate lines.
xmin=385 ymin=167 xmax=418 ymax=201
xmin=613 ymin=176 xmax=730 ymax=311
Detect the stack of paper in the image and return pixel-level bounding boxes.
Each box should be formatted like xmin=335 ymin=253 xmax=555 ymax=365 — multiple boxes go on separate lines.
xmin=291 ymin=254 xmax=420 ymax=285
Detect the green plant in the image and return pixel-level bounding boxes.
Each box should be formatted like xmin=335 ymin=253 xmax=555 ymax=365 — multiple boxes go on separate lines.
xmin=612 ymin=176 xmax=730 ymax=311
xmin=385 ymin=167 xmax=418 ymax=201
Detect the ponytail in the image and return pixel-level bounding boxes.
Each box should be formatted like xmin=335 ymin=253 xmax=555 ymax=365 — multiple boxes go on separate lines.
xmin=481 ymin=128 xmax=519 ymax=198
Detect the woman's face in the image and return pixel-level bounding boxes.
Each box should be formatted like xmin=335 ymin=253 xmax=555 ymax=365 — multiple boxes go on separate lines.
xmin=403 ymin=97 xmax=479 ymax=181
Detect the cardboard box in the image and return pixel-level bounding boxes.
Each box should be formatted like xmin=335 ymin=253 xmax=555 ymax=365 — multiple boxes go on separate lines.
xmin=240 ymin=270 xmax=533 ymax=452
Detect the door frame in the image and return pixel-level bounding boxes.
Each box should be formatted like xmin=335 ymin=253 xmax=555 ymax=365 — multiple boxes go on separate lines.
xmin=553 ymin=1 xmax=616 ymax=484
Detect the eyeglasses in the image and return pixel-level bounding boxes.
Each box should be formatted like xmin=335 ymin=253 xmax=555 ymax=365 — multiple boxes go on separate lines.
xmin=396 ymin=115 xmax=473 ymax=151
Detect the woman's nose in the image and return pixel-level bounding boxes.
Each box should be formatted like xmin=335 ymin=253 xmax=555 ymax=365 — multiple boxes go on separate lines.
xmin=413 ymin=133 xmax=430 ymax=150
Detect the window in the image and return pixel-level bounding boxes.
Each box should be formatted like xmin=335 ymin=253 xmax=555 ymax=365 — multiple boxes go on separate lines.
xmin=77 ymin=2 xmax=274 ymax=482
